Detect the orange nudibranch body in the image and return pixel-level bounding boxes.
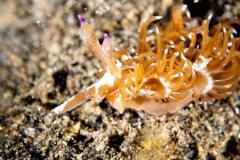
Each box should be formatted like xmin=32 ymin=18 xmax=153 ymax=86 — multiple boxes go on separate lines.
xmin=53 ymin=5 xmax=240 ymax=115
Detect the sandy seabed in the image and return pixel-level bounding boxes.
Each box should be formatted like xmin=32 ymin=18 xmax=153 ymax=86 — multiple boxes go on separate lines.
xmin=0 ymin=0 xmax=240 ymax=159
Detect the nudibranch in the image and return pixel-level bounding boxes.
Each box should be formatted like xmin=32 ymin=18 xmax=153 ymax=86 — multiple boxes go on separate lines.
xmin=53 ymin=5 xmax=240 ymax=115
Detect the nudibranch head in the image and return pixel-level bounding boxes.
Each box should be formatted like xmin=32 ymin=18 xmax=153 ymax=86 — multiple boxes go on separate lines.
xmin=53 ymin=5 xmax=240 ymax=115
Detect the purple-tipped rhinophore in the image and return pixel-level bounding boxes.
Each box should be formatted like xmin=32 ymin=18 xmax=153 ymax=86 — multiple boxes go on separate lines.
xmin=78 ymin=15 xmax=86 ymax=25
xmin=104 ymin=33 xmax=110 ymax=40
